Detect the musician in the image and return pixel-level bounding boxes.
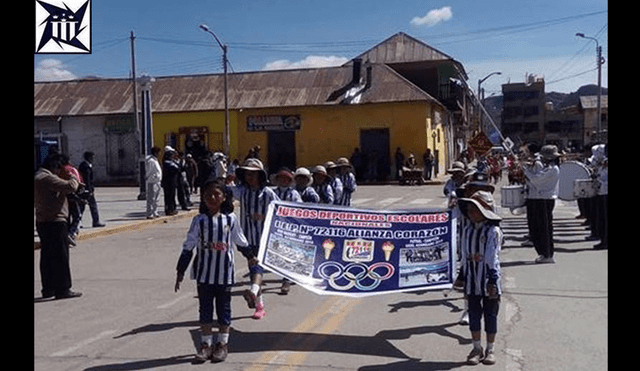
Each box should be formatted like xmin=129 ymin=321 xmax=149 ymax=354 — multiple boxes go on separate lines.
xmin=590 ymin=144 xmax=608 ymax=250
xmin=523 ymin=145 xmax=561 ymax=264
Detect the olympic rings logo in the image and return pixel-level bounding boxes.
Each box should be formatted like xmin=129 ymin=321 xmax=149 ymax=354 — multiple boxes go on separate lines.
xmin=317 ymin=261 xmax=395 ymax=291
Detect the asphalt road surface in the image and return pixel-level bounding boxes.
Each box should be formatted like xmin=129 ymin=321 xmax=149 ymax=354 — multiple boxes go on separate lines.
xmin=34 ymin=178 xmax=607 ymax=371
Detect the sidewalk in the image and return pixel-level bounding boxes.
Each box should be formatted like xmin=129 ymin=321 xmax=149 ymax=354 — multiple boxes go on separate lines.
xmin=34 ymin=174 xmax=447 ymax=250
xmin=34 ymin=187 xmax=198 ymax=250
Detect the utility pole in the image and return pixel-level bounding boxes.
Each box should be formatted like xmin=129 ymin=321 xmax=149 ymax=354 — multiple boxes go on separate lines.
xmin=576 ymin=33 xmax=605 ymax=141
xmin=131 ymin=31 xmax=145 ymax=199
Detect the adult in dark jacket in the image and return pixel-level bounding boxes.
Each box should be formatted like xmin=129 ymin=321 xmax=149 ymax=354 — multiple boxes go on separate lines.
xmin=78 ymin=151 xmax=105 ymax=228
xmin=162 ymin=147 xmax=181 ymax=215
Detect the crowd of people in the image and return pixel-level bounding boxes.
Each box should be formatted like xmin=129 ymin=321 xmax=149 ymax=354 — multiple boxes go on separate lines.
xmin=35 ymin=140 xmax=607 ymax=365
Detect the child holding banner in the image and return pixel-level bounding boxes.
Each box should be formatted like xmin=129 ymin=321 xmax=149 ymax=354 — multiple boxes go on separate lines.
xmin=232 ymin=158 xmax=280 ymax=319
xmin=455 ymin=190 xmax=503 ymax=366
xmin=174 ymin=180 xmax=253 ymax=363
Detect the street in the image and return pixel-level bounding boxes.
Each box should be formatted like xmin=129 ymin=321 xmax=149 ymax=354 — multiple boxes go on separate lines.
xmin=34 ymin=178 xmax=607 ymax=371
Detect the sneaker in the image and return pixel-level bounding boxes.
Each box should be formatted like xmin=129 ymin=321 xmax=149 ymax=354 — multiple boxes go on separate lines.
xmin=458 ymin=311 xmax=469 ymax=325
xmin=243 ymin=289 xmax=257 ymax=309
xmin=252 ymin=303 xmax=266 ymax=320
xmin=194 ymin=343 xmax=212 ymax=363
xmin=211 ymin=342 xmax=228 ymax=362
xmin=466 ymin=346 xmax=484 ymax=365
xmin=483 ymin=349 xmax=496 ymax=365
xmin=535 ymin=256 xmax=555 ymax=264
xmin=280 ymin=280 xmax=291 ymax=295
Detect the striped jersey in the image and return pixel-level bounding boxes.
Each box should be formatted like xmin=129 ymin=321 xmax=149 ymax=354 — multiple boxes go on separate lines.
xmin=336 ymin=172 xmax=357 ymax=206
xmin=459 ymin=221 xmax=503 ymax=297
xmin=177 ymin=212 xmax=249 ymax=286
xmin=274 ymin=186 xmax=302 ymax=202
xmin=231 ymin=185 xmax=280 ymax=247
xmin=314 ymin=182 xmax=334 ymax=204
xmin=296 ymin=185 xmax=320 ymax=203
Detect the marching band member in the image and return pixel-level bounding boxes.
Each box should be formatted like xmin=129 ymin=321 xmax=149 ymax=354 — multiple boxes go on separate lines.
xmin=590 ymin=144 xmax=608 ymax=250
xmin=523 ymin=145 xmax=560 ymax=264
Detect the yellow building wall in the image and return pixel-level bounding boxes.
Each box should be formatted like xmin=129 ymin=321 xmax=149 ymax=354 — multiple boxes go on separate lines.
xmin=152 ymin=110 xmax=239 ymax=158
xmin=236 ymin=101 xmax=448 ymax=174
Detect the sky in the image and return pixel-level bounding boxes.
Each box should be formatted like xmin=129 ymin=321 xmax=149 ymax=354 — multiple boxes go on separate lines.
xmin=34 ymin=0 xmax=608 ymax=95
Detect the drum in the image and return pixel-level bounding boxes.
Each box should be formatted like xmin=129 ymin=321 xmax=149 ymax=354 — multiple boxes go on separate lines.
xmin=558 ymin=161 xmax=591 ymax=201
xmin=574 ymin=179 xmax=597 ymax=198
xmin=501 ymin=185 xmax=525 ymax=208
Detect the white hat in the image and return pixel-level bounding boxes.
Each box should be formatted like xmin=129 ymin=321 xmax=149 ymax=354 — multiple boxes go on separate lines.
xmin=458 ymin=190 xmax=502 ymax=222
xmin=294 ymin=167 xmax=313 ymax=186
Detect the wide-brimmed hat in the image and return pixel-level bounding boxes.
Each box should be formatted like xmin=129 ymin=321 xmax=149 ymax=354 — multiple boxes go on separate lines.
xmin=312 ymin=165 xmax=328 ymax=176
xmin=294 ymin=167 xmax=313 ymax=186
xmin=335 ymin=157 xmax=353 ymax=169
xmin=539 ymin=145 xmax=561 ymax=160
xmin=164 ymin=145 xmax=175 ymax=153
xmin=324 ymin=161 xmax=337 ymax=170
xmin=447 ymin=161 xmax=466 ymax=174
xmin=458 ymin=190 xmax=501 ymax=221
xmin=462 ymin=170 xmax=495 ymax=194
xmin=236 ymin=158 xmax=267 ymax=181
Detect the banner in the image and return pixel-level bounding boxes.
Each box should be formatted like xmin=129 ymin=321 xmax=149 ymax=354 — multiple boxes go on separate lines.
xmin=257 ymin=201 xmax=457 ymax=297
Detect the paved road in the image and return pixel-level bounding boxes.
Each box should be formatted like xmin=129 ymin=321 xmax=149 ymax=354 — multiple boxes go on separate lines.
xmin=34 ymin=178 xmax=607 ymax=371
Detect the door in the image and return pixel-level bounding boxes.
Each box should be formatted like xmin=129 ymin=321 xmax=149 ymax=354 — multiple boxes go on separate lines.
xmin=360 ymin=128 xmax=390 ymax=181
xmin=268 ymin=131 xmax=296 ymax=173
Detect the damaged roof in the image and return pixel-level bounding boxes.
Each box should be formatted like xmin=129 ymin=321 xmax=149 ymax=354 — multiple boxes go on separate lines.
xmin=34 ymin=63 xmax=442 ymax=117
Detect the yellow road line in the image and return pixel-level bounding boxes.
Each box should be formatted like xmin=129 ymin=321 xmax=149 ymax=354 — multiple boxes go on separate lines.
xmin=244 ymin=296 xmax=346 ymax=371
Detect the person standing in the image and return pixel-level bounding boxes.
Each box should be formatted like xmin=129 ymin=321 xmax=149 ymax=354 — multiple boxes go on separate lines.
xmin=523 ymin=145 xmax=561 ymax=263
xmin=35 ymin=153 xmax=82 ymax=300
xmin=312 ymin=165 xmax=334 ymax=204
xmin=162 ymin=147 xmax=181 ymax=216
xmin=175 ymin=180 xmax=251 ymax=363
xmin=294 ymin=167 xmax=320 ymax=203
xmin=423 ymin=149 xmax=434 ymax=180
xmin=78 ymin=151 xmax=105 ymax=228
xmin=335 ymin=157 xmax=357 ymax=206
xmin=591 ymin=144 xmax=608 ymax=250
xmin=145 ymin=146 xmax=163 ymax=219
xmin=455 ymin=191 xmax=503 ymax=365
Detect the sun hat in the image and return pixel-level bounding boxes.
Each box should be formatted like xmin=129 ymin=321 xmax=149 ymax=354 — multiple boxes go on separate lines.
xmin=447 ymin=161 xmax=466 ymax=174
xmin=294 ymin=167 xmax=313 ymax=186
xmin=335 ymin=157 xmax=353 ymax=168
xmin=458 ymin=190 xmax=501 ymax=222
xmin=462 ymin=169 xmax=495 ymax=194
xmin=312 ymin=165 xmax=328 ymax=176
xmin=236 ymin=158 xmax=267 ymax=182
xmin=539 ymin=145 xmax=561 ymax=160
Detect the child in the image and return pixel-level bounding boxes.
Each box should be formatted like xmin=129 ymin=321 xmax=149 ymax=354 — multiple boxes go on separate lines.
xmin=294 ymin=167 xmax=320 ymax=203
xmin=335 ymin=157 xmax=357 ymax=206
xmin=231 ymin=158 xmax=280 ymax=319
xmin=273 ymin=167 xmax=302 ymax=203
xmin=455 ymin=190 xmax=503 ymax=365
xmin=174 ymin=180 xmax=254 ymax=363
xmin=311 ymin=165 xmax=334 ymax=204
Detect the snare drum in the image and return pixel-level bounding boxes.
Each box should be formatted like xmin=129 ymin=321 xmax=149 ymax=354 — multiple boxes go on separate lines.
xmin=501 ymin=185 xmax=525 ymax=208
xmin=574 ymin=179 xmax=597 ymax=198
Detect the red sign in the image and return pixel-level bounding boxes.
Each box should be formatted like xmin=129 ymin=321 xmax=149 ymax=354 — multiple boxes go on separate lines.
xmin=468 ymin=132 xmax=493 ymax=156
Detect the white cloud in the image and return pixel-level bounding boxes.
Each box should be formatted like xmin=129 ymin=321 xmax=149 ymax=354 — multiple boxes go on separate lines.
xmin=34 ymin=59 xmax=77 ymax=81
xmin=262 ymin=55 xmax=349 ymax=71
xmin=410 ymin=6 xmax=453 ymax=27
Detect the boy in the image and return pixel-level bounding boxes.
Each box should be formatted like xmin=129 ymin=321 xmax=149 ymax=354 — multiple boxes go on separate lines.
xmin=455 ymin=190 xmax=503 ymax=365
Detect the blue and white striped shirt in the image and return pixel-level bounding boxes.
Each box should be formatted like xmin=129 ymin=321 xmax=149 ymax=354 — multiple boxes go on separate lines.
xmin=232 ymin=185 xmax=280 ymax=247
xmin=336 ymin=172 xmax=357 ymax=206
xmin=178 ymin=212 xmax=249 ymax=286
xmin=459 ymin=221 xmax=503 ymax=297
xmin=274 ymin=186 xmax=302 ymax=203
xmin=295 ymin=185 xmax=320 ymax=203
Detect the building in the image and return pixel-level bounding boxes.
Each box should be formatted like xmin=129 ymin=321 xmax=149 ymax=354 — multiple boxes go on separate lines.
xmin=34 ymin=32 xmax=476 ymax=185
xmin=500 ymin=74 xmax=547 ymax=147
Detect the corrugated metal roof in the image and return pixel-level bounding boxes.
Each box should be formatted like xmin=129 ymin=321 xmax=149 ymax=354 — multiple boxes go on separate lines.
xmin=34 ymin=63 xmax=441 ymax=117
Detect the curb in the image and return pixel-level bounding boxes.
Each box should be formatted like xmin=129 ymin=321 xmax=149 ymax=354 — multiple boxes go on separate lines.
xmin=34 ymin=209 xmax=199 ymax=250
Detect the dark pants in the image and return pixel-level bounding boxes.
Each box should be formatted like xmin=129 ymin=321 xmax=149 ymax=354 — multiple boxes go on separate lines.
xmin=526 ymin=198 xmax=555 ymax=258
xmin=594 ymin=195 xmax=608 ymax=244
xmin=197 ymin=284 xmax=231 ymax=326
xmin=163 ymin=184 xmax=177 ymax=214
xmin=79 ymin=193 xmax=101 ymax=226
xmin=36 ymin=221 xmax=72 ymax=297
xmin=467 ymin=295 xmax=500 ymax=333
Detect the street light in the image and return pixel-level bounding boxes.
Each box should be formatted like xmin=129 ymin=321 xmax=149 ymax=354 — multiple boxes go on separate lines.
xmin=200 ymin=24 xmax=230 ymax=157
xmin=478 ymin=72 xmax=501 ymax=128
xmin=576 ymin=32 xmax=605 ymax=141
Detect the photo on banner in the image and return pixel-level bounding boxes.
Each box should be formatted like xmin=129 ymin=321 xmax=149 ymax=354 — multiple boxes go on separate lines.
xmin=257 ymin=201 xmax=457 ymax=297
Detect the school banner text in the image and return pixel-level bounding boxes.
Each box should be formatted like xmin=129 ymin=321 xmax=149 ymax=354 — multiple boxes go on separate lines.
xmin=257 ymin=201 xmax=457 ymax=297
